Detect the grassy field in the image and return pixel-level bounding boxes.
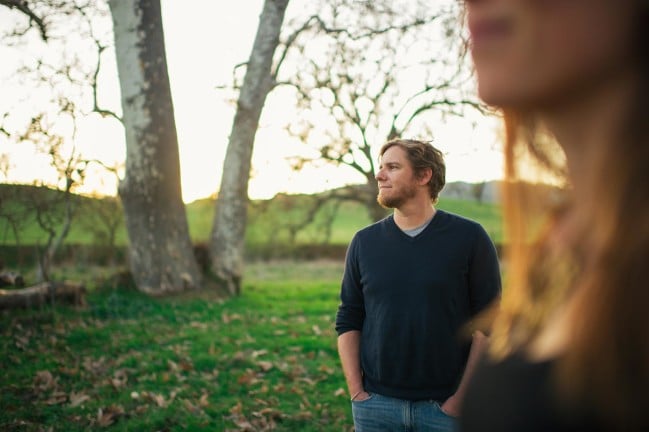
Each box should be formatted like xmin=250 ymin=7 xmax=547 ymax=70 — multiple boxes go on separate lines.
xmin=0 ymin=185 xmax=504 ymax=430
xmin=1 ymin=261 xmax=353 ymax=431
xmin=0 ymin=184 xmax=503 ymax=249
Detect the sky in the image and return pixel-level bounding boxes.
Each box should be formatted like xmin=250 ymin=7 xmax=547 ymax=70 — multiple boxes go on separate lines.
xmin=0 ymin=0 xmax=504 ymax=203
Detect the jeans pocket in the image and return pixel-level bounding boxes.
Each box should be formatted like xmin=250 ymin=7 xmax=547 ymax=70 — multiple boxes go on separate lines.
xmin=351 ymin=392 xmax=374 ymax=404
xmin=434 ymin=401 xmax=458 ymax=419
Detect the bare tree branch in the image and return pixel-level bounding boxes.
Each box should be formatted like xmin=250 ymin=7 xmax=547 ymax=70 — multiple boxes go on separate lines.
xmin=91 ymin=41 xmax=121 ymax=121
xmin=0 ymin=0 xmax=48 ymax=40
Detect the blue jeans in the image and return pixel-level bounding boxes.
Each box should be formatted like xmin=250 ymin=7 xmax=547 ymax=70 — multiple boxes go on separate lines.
xmin=351 ymin=392 xmax=457 ymax=432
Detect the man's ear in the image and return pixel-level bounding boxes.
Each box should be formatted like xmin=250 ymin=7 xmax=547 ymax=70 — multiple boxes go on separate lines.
xmin=417 ymin=168 xmax=433 ymax=186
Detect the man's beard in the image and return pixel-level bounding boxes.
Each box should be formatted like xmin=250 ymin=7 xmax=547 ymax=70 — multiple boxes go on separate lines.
xmin=376 ymin=184 xmax=417 ymax=209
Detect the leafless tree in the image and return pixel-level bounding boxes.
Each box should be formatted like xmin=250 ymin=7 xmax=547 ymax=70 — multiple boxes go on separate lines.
xmin=0 ymin=0 xmax=123 ymax=279
xmin=278 ymin=0 xmax=481 ymax=221
xmin=78 ymin=194 xmax=123 ymax=266
xmin=210 ymin=0 xmax=290 ymax=296
xmin=210 ymin=0 xmax=479 ymax=293
xmin=2 ymin=0 xmax=203 ymax=295
xmin=109 ymin=0 xmax=202 ymax=296
xmin=17 ymin=107 xmax=90 ymax=281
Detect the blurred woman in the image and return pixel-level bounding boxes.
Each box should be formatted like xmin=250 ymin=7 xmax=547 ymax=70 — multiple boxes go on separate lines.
xmin=459 ymin=1 xmax=649 ymax=430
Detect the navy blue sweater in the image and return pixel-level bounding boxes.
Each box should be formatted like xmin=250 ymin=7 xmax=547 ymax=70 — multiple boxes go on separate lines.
xmin=335 ymin=210 xmax=501 ymax=401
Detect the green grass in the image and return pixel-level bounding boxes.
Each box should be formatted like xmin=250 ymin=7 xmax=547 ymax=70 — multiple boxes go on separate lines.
xmin=205 ymin=195 xmax=501 ymax=247
xmin=0 ymin=184 xmax=504 ymax=430
xmin=1 ymin=260 xmax=352 ymax=431
xmin=437 ymin=197 xmax=503 ymax=245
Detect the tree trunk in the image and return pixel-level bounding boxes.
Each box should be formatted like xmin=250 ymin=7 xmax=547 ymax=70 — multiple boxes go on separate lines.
xmin=210 ymin=0 xmax=290 ymax=296
xmin=109 ymin=0 xmax=202 ymax=296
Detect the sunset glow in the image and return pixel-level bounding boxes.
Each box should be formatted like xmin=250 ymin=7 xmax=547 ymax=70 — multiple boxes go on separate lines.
xmin=0 ymin=0 xmax=504 ymax=204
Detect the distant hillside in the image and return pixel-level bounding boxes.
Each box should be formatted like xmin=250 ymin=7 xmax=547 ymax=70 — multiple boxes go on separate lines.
xmin=442 ymin=180 xmax=564 ymax=205
xmin=441 ymin=181 xmax=502 ymax=203
xmin=0 ymin=182 xmax=504 ymax=249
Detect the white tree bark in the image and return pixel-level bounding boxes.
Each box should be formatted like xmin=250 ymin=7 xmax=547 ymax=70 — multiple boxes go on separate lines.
xmin=109 ymin=0 xmax=202 ymax=296
xmin=210 ymin=0 xmax=290 ymax=296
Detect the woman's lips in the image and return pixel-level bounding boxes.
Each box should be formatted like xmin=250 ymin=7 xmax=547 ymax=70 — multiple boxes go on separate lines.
xmin=468 ymin=16 xmax=513 ymax=46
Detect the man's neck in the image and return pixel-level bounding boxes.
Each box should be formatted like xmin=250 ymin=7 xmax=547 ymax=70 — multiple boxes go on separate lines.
xmin=393 ymin=202 xmax=436 ymax=231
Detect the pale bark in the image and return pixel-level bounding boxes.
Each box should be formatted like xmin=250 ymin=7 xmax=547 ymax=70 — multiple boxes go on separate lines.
xmin=109 ymin=0 xmax=201 ymax=296
xmin=210 ymin=0 xmax=290 ymax=296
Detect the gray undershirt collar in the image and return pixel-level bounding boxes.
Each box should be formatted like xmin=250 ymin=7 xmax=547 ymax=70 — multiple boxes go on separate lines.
xmin=401 ymin=214 xmax=435 ymax=237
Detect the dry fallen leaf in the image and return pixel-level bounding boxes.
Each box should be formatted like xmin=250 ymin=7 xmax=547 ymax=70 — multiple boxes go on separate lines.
xmin=251 ymin=349 xmax=268 ymax=358
xmin=144 ymin=391 xmax=167 ymax=408
xmin=198 ymin=392 xmax=210 ymax=407
xmin=257 ymin=361 xmax=273 ymax=372
xmin=43 ymin=391 xmax=67 ymax=405
xmin=14 ymin=334 xmax=29 ymax=350
xmin=319 ymin=364 xmax=335 ymax=375
xmin=97 ymin=404 xmax=124 ymax=427
xmin=167 ymin=359 xmax=179 ymax=372
xmin=252 ymin=407 xmax=283 ymax=420
xmin=83 ymin=356 xmax=107 ymax=375
xmin=182 ymin=398 xmax=202 ymax=414
xmin=189 ymin=321 xmax=208 ymax=329
xmin=229 ymin=401 xmax=243 ymax=415
xmin=111 ymin=369 xmax=128 ymax=389
xmin=68 ymin=391 xmax=91 ymax=408
xmin=237 ymin=369 xmax=260 ymax=385
xmin=221 ymin=312 xmax=243 ymax=324
xmin=178 ymin=359 xmax=194 ymax=372
xmin=134 ymin=404 xmax=148 ymax=415
xmin=33 ymin=370 xmax=57 ymax=393
xmin=232 ymin=351 xmax=246 ymax=361
xmin=293 ymin=411 xmax=314 ymax=421
xmin=299 ymin=377 xmax=317 ymax=386
xmin=232 ymin=417 xmax=255 ymax=431
xmin=58 ymin=366 xmax=79 ymax=376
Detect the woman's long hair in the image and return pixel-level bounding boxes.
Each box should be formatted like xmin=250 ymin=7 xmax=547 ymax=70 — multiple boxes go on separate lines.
xmin=490 ymin=83 xmax=649 ymax=427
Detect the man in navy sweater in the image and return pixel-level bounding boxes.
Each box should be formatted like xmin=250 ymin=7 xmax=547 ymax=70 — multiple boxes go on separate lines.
xmin=335 ymin=139 xmax=501 ymax=431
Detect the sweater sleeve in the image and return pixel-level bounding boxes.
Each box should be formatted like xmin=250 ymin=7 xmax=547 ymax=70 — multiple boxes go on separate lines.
xmin=468 ymin=225 xmax=502 ymax=316
xmin=335 ymin=233 xmax=366 ymax=335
